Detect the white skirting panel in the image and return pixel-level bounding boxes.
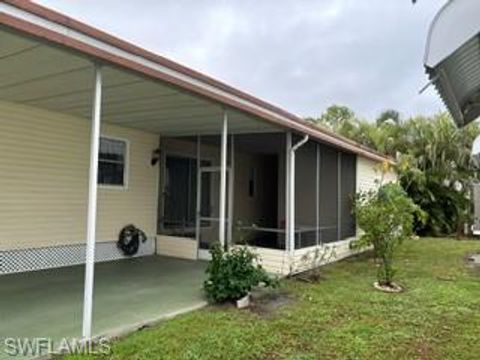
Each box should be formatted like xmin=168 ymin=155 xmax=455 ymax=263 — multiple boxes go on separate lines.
xmin=156 ymin=235 xmax=198 ymax=260
xmin=236 ymin=238 xmax=364 ymax=276
xmin=0 ymin=238 xmax=155 ymax=275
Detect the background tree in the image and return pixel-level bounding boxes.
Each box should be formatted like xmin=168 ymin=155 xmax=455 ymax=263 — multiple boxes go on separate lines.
xmin=308 ymin=104 xmax=355 ymax=130
xmin=376 ymin=109 xmax=401 ymax=126
xmin=308 ymin=106 xmax=480 ymax=236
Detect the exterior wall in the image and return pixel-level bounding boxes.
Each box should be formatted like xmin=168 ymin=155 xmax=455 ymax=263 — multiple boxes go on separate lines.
xmin=238 ymin=239 xmax=363 ymax=276
xmin=234 ymin=245 xmax=290 ymax=275
xmin=356 ymin=156 xmax=396 ymax=193
xmin=156 ymin=235 xmax=197 ymax=260
xmin=290 ymin=239 xmax=362 ymax=274
xmin=356 ymin=156 xmax=397 ymax=239
xmin=0 ymin=100 xmax=159 ymax=251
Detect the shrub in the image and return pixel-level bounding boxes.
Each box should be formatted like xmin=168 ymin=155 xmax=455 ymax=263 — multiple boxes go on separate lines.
xmin=353 ymin=182 xmax=426 ymax=287
xmin=203 ymin=244 xmax=278 ymax=303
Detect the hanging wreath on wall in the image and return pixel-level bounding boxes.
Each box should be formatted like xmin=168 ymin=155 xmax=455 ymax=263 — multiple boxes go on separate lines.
xmin=117 ymin=224 xmax=147 ymax=256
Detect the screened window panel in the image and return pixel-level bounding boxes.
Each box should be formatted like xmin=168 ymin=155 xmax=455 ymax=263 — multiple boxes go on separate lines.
xmin=295 ymin=142 xmax=317 ymax=249
xmin=164 ymin=156 xmax=192 ymax=229
xmin=163 ymin=156 xmax=211 ymax=232
xmin=340 ymin=153 xmax=357 ymax=239
xmin=319 ymin=145 xmax=339 ymax=243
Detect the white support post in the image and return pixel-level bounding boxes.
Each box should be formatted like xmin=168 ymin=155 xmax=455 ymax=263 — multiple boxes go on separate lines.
xmin=195 ymin=135 xmax=201 ymax=254
xmin=219 ymin=111 xmax=228 ymax=249
xmin=285 ymin=133 xmax=292 ymax=252
xmin=289 ymin=141 xmax=296 ymax=253
xmin=337 ymin=152 xmax=342 ymax=241
xmin=316 ymin=143 xmax=320 ymax=246
xmin=82 ymin=64 xmax=103 ymax=340
xmin=227 ymin=134 xmax=235 ymax=247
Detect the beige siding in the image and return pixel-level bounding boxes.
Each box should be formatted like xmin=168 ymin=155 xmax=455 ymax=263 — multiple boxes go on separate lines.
xmin=0 ymin=100 xmax=158 ymax=251
xmin=237 ymin=239 xmax=363 ymax=276
xmin=156 ymin=235 xmax=198 ymax=260
xmin=356 ymin=156 xmax=397 ymax=237
xmin=290 ymin=239 xmax=362 ymax=274
xmin=234 ymin=245 xmax=290 ymax=275
xmin=356 ymin=156 xmax=396 ymax=193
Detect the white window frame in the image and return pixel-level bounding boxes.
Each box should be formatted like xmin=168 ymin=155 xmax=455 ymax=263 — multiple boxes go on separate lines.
xmin=98 ymin=135 xmax=129 ymax=190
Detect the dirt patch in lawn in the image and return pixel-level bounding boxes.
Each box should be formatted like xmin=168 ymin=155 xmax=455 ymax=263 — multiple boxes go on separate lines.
xmin=208 ymin=289 xmax=293 ymax=317
xmin=293 ymin=270 xmax=327 ymax=284
xmin=465 ymin=253 xmax=480 ymax=265
xmin=248 ymin=289 xmax=293 ymax=317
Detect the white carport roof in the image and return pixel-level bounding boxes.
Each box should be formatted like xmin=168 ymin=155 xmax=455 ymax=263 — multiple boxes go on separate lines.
xmin=0 ymin=0 xmax=390 ymax=162
xmin=425 ymin=0 xmax=480 ymax=127
xmin=0 ymin=29 xmax=272 ymax=136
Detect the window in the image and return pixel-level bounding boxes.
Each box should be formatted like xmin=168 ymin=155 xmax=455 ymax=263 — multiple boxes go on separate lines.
xmin=98 ymin=137 xmax=127 ymax=187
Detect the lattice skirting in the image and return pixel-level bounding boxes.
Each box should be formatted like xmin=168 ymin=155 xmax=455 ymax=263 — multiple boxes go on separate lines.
xmin=0 ymin=238 xmax=155 ymax=275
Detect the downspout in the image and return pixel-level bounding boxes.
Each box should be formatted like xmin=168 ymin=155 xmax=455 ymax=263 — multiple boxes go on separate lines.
xmin=288 ymin=134 xmax=309 ymax=256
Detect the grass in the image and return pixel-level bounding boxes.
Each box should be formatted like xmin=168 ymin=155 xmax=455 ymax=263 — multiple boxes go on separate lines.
xmin=67 ymin=238 xmax=480 ymax=360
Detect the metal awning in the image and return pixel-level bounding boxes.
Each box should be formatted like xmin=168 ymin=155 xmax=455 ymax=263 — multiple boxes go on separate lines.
xmin=425 ymin=0 xmax=480 ymax=127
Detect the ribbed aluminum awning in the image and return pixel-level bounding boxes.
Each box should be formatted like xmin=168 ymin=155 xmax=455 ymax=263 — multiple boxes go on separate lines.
xmin=425 ymin=0 xmax=480 ymax=127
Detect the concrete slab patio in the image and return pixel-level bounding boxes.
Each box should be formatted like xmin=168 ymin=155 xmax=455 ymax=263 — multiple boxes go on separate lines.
xmin=0 ymin=256 xmax=207 ymax=359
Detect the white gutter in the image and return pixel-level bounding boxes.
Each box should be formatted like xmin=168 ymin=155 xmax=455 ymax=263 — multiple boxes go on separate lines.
xmin=288 ymin=134 xmax=309 ymax=254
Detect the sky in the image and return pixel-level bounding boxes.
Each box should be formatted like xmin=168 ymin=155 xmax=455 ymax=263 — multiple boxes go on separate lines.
xmin=37 ymin=0 xmax=446 ymax=121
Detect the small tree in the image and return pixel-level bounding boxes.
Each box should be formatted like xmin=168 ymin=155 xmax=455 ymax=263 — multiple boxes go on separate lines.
xmin=353 ymin=182 xmax=426 ymax=287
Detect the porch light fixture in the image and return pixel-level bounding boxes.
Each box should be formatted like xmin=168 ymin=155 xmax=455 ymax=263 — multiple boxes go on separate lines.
xmin=151 ymin=148 xmax=161 ymax=166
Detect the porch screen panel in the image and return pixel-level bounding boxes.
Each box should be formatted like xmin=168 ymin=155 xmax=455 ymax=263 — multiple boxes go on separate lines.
xmin=319 ymin=145 xmax=339 ymax=243
xmin=164 ymin=156 xmax=193 ymax=230
xmin=340 ymin=153 xmax=357 ymax=239
xmin=295 ymin=142 xmax=317 ymax=248
xmin=163 ymin=156 xmax=211 ymax=236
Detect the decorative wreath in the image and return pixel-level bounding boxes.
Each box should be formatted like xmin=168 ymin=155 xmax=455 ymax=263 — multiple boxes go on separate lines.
xmin=117 ymin=224 xmax=147 ymax=256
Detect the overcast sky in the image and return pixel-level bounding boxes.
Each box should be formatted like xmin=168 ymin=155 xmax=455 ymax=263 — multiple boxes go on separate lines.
xmin=37 ymin=0 xmax=446 ymax=121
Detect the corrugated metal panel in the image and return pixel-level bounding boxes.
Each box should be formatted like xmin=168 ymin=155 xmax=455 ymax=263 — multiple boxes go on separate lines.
xmin=0 ymin=100 xmax=158 ymax=251
xmin=425 ymin=1 xmax=480 ymax=127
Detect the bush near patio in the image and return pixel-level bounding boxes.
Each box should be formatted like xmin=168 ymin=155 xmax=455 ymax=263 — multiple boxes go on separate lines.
xmin=203 ymin=243 xmax=277 ymax=303
xmin=353 ymin=182 xmax=426 ymax=287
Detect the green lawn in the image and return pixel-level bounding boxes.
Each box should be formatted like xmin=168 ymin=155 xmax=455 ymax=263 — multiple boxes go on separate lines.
xmin=69 ymin=238 xmax=480 ymax=360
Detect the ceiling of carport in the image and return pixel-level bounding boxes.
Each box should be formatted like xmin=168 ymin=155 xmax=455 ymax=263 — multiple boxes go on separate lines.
xmin=0 ymin=28 xmax=279 ymax=136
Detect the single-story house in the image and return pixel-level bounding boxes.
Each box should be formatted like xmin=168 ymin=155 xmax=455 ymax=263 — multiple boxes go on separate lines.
xmin=0 ymin=0 xmax=396 ymax=345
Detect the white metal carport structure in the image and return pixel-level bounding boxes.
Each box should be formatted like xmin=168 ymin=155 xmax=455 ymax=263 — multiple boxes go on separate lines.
xmin=0 ymin=0 xmax=391 ymax=341
xmin=424 ymin=0 xmax=480 ymax=127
